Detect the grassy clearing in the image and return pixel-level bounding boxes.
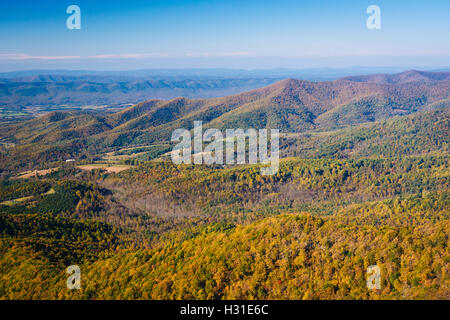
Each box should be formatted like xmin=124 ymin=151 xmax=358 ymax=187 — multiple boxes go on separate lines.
xmin=0 ymin=195 xmax=34 ymax=206
xmin=0 ymin=188 xmax=55 ymax=206
xmin=77 ymin=164 xmax=132 ymax=173
xmin=15 ymin=168 xmax=59 ymax=179
xmin=103 ymin=151 xmax=149 ymax=161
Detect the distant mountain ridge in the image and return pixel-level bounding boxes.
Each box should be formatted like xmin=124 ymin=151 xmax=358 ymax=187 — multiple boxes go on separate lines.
xmin=342 ymin=70 xmax=450 ymax=84
xmin=0 ymin=77 xmax=283 ymax=109
xmin=4 ymin=66 xmax=445 ymax=79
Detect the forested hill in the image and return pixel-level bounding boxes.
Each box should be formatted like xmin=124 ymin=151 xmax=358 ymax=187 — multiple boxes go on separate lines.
xmin=0 ymin=159 xmax=448 ymax=299
xmin=281 ymin=106 xmax=449 ymax=159
xmin=1 ymin=70 xmax=449 ymax=149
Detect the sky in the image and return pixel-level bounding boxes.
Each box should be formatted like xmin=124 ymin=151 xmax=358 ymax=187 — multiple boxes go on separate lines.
xmin=0 ymin=0 xmax=449 ymax=71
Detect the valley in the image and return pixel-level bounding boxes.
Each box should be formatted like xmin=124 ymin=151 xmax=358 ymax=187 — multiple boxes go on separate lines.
xmin=0 ymin=70 xmax=448 ymax=300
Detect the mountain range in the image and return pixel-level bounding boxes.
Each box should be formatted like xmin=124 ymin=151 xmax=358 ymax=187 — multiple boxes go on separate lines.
xmin=0 ymin=70 xmax=448 ymax=172
xmin=0 ymin=77 xmax=283 ymax=109
xmin=1 ymin=69 xmax=449 ymax=111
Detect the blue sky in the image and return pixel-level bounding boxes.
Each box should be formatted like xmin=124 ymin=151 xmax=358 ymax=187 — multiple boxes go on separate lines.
xmin=0 ymin=0 xmax=449 ymax=71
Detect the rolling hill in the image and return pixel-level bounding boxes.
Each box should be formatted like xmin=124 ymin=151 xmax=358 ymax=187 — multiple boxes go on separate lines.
xmin=0 ymin=70 xmax=448 ymax=172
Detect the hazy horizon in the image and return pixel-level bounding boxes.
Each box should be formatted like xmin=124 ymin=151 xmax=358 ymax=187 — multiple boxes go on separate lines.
xmin=1 ymin=66 xmax=449 ymax=78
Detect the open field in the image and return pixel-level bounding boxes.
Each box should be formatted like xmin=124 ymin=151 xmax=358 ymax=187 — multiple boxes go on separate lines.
xmin=0 ymin=195 xmax=34 ymax=206
xmin=77 ymin=164 xmax=133 ymax=173
xmin=15 ymin=168 xmax=59 ymax=179
xmin=0 ymin=187 xmax=55 ymax=206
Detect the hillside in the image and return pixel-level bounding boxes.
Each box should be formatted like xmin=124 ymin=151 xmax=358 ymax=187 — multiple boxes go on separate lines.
xmin=281 ymin=107 xmax=450 ymax=158
xmin=1 ymin=181 xmax=448 ymax=299
xmin=101 ymin=74 xmax=450 ymax=137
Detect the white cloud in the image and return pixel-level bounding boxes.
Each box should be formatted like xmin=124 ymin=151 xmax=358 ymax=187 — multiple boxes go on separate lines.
xmin=0 ymin=53 xmax=171 ymax=60
xmin=184 ymin=52 xmax=254 ymax=57
xmin=88 ymin=53 xmax=171 ymax=59
xmin=0 ymin=53 xmax=81 ymax=60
